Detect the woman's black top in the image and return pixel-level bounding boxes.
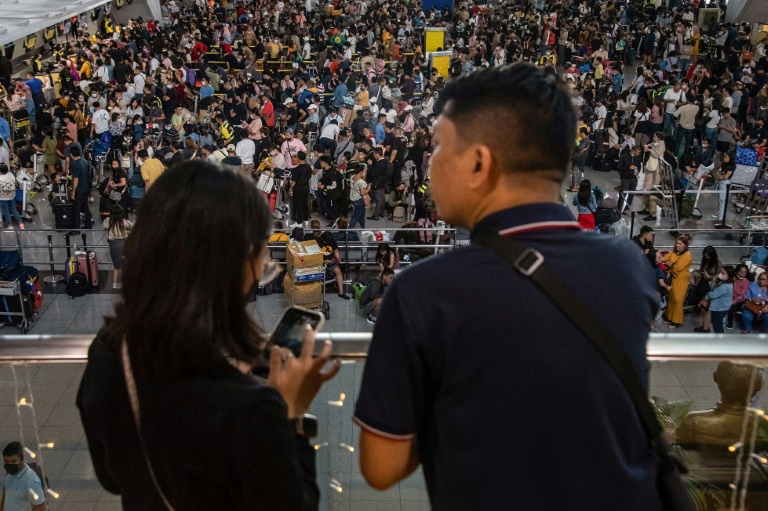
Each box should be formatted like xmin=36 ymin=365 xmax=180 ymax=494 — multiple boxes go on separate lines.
xmin=77 ymin=331 xmax=319 ymax=511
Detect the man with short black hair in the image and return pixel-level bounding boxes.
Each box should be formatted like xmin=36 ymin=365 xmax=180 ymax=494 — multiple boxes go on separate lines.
xmin=1 ymin=441 xmax=45 ymax=511
xmin=289 ymin=151 xmax=312 ymax=227
xmin=355 ymin=65 xmax=665 ymax=510
xmin=69 ymin=145 xmax=94 ymax=230
xmin=633 ymin=225 xmax=655 ymax=263
xmin=366 ymin=147 xmax=387 ymax=220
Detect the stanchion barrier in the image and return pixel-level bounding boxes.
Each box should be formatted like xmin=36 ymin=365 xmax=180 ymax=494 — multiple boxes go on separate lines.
xmin=42 ymin=234 xmax=63 ymax=285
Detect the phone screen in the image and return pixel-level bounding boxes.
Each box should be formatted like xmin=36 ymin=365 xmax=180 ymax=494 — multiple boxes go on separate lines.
xmin=271 ymin=307 xmax=324 ymax=357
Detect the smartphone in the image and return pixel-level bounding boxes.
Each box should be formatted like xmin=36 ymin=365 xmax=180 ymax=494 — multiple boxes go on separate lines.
xmin=270 ymin=306 xmax=326 ymax=357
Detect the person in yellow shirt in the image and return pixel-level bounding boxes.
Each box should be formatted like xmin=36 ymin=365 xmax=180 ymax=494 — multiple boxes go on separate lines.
xmin=138 ymin=149 xmax=165 ymax=190
xmin=217 ymin=114 xmax=234 ymax=144
xmin=594 ymin=57 xmax=604 ymax=80
xmin=79 ymin=58 xmax=92 ymax=80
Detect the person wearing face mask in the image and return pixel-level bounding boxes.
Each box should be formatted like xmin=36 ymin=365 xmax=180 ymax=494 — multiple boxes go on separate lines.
xmin=77 ymin=161 xmax=339 ymax=511
xmin=1 ymin=442 xmax=45 ymax=511
xmin=694 ymin=266 xmax=734 ymax=333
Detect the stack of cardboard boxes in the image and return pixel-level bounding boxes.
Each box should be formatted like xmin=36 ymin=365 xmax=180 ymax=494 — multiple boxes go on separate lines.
xmin=284 ymin=240 xmax=325 ymax=308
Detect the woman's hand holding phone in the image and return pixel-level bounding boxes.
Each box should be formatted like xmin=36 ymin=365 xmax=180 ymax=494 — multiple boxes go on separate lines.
xmin=268 ymin=327 xmax=341 ymax=419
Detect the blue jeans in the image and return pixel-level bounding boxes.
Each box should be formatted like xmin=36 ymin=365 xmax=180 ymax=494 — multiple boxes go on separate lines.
xmin=742 ymin=307 xmax=764 ymax=332
xmin=0 ymin=199 xmax=20 ymax=226
xmin=711 ymin=310 xmax=728 ymax=333
xmin=675 ymin=127 xmax=694 ymax=158
xmin=717 ymin=180 xmax=730 ymax=220
xmin=349 ymin=198 xmax=366 ymax=230
xmin=663 ymin=113 xmax=677 ymax=138
xmin=705 ymin=127 xmax=718 ymax=146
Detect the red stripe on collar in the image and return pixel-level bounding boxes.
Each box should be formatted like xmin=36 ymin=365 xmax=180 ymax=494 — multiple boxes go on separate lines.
xmin=498 ymin=221 xmax=582 ymax=236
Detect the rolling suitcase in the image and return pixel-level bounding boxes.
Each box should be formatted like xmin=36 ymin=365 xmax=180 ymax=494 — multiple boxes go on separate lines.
xmin=75 ymin=233 xmax=99 ymax=289
xmin=53 ymin=199 xmax=75 ymax=230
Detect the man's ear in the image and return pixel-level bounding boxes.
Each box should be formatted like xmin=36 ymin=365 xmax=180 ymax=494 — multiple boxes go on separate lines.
xmin=465 ymin=144 xmax=497 ymax=191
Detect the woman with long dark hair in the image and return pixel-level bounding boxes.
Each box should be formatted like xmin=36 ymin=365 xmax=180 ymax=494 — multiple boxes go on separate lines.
xmin=103 ymin=203 xmax=133 ymax=289
xmin=572 ymin=179 xmax=596 ymax=230
xmin=662 ymin=235 xmax=692 ymax=327
xmin=78 ymin=161 xmax=339 ymax=510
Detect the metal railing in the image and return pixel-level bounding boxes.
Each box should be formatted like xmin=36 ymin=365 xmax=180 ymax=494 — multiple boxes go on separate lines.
xmin=0 ymin=227 xmax=459 ymax=275
xmin=1 ymin=333 xmax=768 ymax=363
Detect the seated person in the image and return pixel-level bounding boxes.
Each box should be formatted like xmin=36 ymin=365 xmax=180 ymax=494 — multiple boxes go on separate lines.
xmin=386 ymin=182 xmax=410 ymax=219
xmin=359 ymin=267 xmax=395 ymax=324
xmin=269 ymin=221 xmax=289 ymax=243
xmin=306 ymin=219 xmax=350 ymax=299
xmin=375 ymin=243 xmax=399 ymax=271
xmin=332 ymin=218 xmax=360 ymax=243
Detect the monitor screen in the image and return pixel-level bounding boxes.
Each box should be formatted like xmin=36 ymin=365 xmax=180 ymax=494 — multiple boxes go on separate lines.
xmin=24 ymin=36 xmax=36 ymax=52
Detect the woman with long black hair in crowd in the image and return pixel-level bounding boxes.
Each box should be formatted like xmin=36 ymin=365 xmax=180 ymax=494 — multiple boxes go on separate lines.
xmin=78 ymin=161 xmax=340 ymax=510
xmin=572 ymin=178 xmax=596 ymax=230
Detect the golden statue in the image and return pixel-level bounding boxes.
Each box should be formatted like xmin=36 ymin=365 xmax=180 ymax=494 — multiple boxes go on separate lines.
xmin=676 ymin=362 xmax=767 ymax=449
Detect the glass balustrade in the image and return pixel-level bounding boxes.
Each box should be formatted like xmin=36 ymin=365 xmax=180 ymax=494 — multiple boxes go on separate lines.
xmin=0 ymin=336 xmax=765 ymax=511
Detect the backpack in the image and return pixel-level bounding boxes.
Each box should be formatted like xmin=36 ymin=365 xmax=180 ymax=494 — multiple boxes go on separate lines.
xmin=65 ymin=272 xmax=90 ymax=298
xmin=420 ymin=184 xmax=436 ymax=214
xmin=352 ymin=279 xmax=370 ymax=302
xmin=290 ymin=226 xmax=305 ymax=240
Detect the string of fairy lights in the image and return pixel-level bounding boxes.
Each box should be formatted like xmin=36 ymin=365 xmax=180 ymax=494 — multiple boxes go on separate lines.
xmin=10 ymin=364 xmax=60 ymax=503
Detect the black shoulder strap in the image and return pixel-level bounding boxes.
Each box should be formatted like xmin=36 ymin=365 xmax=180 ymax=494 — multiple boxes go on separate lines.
xmin=473 ymin=231 xmax=662 ymax=446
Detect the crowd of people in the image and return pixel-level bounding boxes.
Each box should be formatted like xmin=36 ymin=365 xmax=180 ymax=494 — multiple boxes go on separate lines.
xmin=0 ymin=0 xmax=759 ymax=507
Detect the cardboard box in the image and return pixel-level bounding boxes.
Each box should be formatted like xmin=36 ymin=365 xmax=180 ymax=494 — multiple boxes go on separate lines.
xmin=293 ymin=266 xmax=325 ymax=283
xmin=283 ymin=273 xmax=323 ymax=309
xmin=286 ymin=240 xmax=324 ymax=272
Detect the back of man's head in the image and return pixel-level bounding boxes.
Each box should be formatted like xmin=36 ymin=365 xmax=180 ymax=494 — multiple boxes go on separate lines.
xmin=137 ymin=149 xmax=149 ymax=159
xmin=435 ymin=64 xmax=575 ymax=177
xmin=70 ymin=146 xmax=81 ymax=158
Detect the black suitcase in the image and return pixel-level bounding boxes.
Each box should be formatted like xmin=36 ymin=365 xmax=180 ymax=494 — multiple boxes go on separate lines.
xmin=53 ymin=200 xmax=75 ymax=230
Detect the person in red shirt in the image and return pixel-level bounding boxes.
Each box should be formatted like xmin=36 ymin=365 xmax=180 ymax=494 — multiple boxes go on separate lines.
xmin=259 ymin=94 xmax=275 ymax=129
xmin=191 ymin=40 xmax=208 ymax=61
xmin=220 ymin=38 xmax=233 ymax=55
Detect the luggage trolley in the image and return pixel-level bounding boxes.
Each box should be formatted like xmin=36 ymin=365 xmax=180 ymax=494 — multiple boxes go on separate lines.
xmin=288 ymin=266 xmax=330 ymax=320
xmin=0 ymin=279 xmax=32 ymax=333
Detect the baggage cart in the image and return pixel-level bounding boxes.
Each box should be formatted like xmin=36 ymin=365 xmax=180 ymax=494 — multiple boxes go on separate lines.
xmin=0 ymin=279 xmax=32 ymax=333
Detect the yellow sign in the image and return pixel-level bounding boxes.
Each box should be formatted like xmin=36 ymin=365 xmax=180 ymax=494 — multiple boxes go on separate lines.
xmin=425 ymin=28 xmax=445 ymax=53
xmin=431 ymin=52 xmax=451 ymax=78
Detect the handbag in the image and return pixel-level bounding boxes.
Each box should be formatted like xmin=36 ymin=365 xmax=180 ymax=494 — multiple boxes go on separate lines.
xmin=646 ymin=156 xmax=659 ymax=173
xmin=474 ymin=232 xmax=695 ymax=511
xmin=744 ymin=299 xmax=766 ymax=316
xmin=121 ymin=340 xmax=176 ymax=511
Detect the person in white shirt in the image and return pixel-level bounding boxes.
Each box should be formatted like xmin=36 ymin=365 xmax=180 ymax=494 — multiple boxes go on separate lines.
xmin=592 ymin=99 xmax=607 ymax=155
xmin=662 ymin=82 xmax=685 ymax=137
xmin=269 ymin=146 xmax=287 ymax=171
xmin=91 ymin=104 xmax=110 ymax=138
xmin=133 ymin=69 xmax=146 ymax=99
xmin=96 ymin=60 xmax=110 ymax=83
xmin=236 ymin=137 xmax=257 ymax=176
